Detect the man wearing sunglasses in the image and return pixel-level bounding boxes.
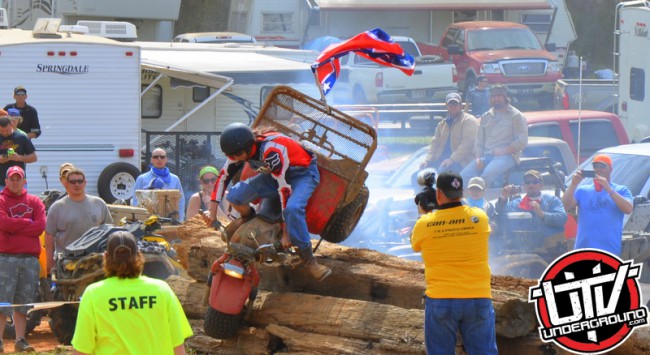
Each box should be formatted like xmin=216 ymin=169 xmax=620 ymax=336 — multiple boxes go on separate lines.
xmin=495 ymin=170 xmax=567 ymax=245
xmin=45 ymin=167 xmax=113 ymax=275
xmin=207 ymin=123 xmax=331 ymax=281
xmin=130 ymin=148 xmax=185 ymax=221
xmin=562 ymin=154 xmax=633 ymax=256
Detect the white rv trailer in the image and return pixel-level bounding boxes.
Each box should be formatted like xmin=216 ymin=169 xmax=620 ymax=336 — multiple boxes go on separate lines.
xmin=616 ymin=1 xmax=650 ymax=142
xmin=0 ymin=28 xmax=142 ymax=202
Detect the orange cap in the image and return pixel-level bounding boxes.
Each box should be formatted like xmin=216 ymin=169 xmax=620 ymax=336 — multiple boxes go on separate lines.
xmin=593 ymin=154 xmax=612 ymax=168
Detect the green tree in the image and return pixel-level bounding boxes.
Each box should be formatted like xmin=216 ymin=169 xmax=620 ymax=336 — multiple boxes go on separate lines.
xmin=175 ymin=0 xmax=231 ymax=36
xmin=565 ymin=0 xmax=620 ymax=74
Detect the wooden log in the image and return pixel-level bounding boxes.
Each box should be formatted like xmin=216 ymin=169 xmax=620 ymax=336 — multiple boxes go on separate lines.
xmin=186 ymin=328 xmax=270 ymax=355
xmin=166 ymin=275 xmax=207 ymax=319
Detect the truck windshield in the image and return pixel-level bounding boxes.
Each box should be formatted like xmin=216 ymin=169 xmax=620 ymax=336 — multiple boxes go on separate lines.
xmin=467 ymin=28 xmax=542 ymax=51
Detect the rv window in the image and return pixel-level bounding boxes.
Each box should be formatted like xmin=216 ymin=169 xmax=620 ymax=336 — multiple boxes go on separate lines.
xmin=193 ymin=87 xmax=210 ymax=102
xmin=262 ymin=13 xmax=293 ymax=33
xmin=521 ymin=14 xmax=552 ymax=33
xmin=630 ymin=67 xmax=645 ymax=101
xmin=142 ymin=85 xmax=162 ymax=119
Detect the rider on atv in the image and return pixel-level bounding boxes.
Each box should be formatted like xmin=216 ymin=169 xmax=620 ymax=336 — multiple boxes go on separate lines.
xmin=207 ymin=123 xmax=332 ymax=281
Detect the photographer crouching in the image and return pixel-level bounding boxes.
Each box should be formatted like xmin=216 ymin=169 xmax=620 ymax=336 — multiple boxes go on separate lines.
xmin=410 ymin=172 xmax=497 ymax=354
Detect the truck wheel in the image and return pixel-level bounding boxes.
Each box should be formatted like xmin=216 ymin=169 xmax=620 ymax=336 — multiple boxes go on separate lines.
xmin=97 ymin=162 xmax=140 ymax=203
xmin=49 ymin=304 xmax=78 ymax=345
xmin=204 ymin=306 xmax=243 ymax=339
xmin=463 ymin=75 xmax=477 ymax=96
xmin=321 ymin=185 xmax=369 ymax=243
xmin=353 ymin=87 xmax=367 ymax=104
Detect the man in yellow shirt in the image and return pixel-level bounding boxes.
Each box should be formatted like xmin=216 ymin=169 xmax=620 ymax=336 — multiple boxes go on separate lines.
xmin=411 ymin=171 xmax=497 ymax=354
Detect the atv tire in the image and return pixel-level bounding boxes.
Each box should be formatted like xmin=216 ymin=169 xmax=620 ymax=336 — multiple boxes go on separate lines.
xmin=204 ymin=306 xmax=243 ymax=339
xmin=321 ymin=185 xmax=369 ymax=243
xmin=49 ymin=304 xmax=78 ymax=345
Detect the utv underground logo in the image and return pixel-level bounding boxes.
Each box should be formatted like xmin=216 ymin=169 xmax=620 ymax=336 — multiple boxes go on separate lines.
xmin=529 ymin=249 xmax=648 ymax=354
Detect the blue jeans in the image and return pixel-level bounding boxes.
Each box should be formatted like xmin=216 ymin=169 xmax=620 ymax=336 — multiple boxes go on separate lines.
xmin=425 ymin=298 xmax=497 ymax=355
xmin=460 ymin=155 xmax=516 ymax=189
xmin=227 ymin=158 xmax=320 ymax=250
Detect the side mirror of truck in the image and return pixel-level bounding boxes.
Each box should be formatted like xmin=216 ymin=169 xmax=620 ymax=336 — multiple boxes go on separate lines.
xmin=545 ymin=43 xmax=557 ymax=52
xmin=446 ymin=44 xmax=463 ymax=55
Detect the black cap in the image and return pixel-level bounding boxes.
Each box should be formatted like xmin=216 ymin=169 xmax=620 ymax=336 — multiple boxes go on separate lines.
xmin=436 ymin=171 xmax=464 ymax=199
xmin=107 ymin=231 xmax=137 ymax=259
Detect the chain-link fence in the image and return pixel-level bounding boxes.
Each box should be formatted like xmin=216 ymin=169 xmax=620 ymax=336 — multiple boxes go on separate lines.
xmin=144 ymin=132 xmax=226 ymax=203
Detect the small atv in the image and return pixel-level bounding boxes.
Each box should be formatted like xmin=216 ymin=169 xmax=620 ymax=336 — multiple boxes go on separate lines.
xmin=48 ymin=215 xmax=182 ymax=344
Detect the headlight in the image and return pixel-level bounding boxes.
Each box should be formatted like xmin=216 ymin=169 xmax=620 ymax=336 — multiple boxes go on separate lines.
xmin=223 ymin=263 xmax=244 ymax=279
xmin=481 ymin=63 xmax=501 ymax=74
xmin=547 ymin=61 xmax=560 ymax=73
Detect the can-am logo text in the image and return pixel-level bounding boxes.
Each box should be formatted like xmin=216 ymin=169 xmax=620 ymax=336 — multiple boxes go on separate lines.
xmin=529 ymin=249 xmax=648 ymax=354
xmin=36 ymin=64 xmax=89 ymax=75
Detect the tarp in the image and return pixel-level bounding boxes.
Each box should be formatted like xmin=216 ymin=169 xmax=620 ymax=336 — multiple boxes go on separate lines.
xmin=314 ymin=0 xmax=551 ymax=10
xmin=140 ymin=49 xmax=315 ymax=87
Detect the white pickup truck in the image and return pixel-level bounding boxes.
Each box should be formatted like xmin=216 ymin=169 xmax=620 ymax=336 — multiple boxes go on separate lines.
xmin=331 ymin=36 xmax=457 ymax=105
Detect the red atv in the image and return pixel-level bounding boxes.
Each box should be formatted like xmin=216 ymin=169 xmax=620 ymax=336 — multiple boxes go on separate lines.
xmin=203 ymin=86 xmax=377 ymax=339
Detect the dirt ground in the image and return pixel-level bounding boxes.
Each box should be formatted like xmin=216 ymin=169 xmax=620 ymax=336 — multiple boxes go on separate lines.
xmin=3 ymin=319 xmax=68 ymax=354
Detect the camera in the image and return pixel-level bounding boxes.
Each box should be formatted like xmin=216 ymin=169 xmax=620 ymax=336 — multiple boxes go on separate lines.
xmin=581 ymin=170 xmax=596 ymax=178
xmin=414 ymin=168 xmax=439 ymax=212
xmin=512 ymin=185 xmax=522 ymax=194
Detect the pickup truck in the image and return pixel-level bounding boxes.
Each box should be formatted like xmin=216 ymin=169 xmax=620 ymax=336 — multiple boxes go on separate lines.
xmin=331 ymin=36 xmax=457 ymax=105
xmin=553 ymin=78 xmax=618 ymax=112
xmin=419 ymin=21 xmax=562 ymax=108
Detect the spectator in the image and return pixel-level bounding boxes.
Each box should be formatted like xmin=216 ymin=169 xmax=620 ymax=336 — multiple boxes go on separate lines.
xmin=420 ymin=92 xmax=478 ymax=173
xmin=71 ymin=231 xmax=193 ymax=355
xmin=0 ymin=166 xmax=46 ymax=353
xmin=495 ymin=170 xmax=567 ymax=245
xmin=460 ymin=85 xmax=528 ymax=189
xmin=0 ymin=116 xmax=37 ymax=189
xmin=4 ymin=86 xmax=41 ymax=139
xmin=562 ymin=154 xmax=633 ymax=256
xmin=45 ymin=167 xmax=113 ymax=273
xmin=7 ymin=108 xmax=27 ymax=136
xmin=59 ymin=162 xmax=75 ymax=188
xmin=186 ymin=166 xmax=219 ymax=219
xmin=465 ymin=176 xmax=495 ymax=221
xmin=466 ymin=75 xmax=491 ymax=117
xmin=411 ymin=172 xmax=497 ymax=355
xmin=131 ymin=148 xmax=185 ymax=221
xmin=207 ymin=123 xmax=331 ymax=281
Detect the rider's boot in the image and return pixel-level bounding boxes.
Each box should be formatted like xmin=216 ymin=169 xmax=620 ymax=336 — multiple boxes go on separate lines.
xmin=298 ymin=247 xmax=331 ymax=281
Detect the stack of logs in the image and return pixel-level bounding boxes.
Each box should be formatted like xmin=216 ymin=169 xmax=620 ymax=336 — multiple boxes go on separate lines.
xmin=168 ymin=220 xmax=650 ymax=354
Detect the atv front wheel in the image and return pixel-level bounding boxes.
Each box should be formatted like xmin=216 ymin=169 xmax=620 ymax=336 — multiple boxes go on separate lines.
xmin=204 ymin=306 xmax=243 ymax=339
xmin=321 ymin=185 xmax=369 ymax=243
xmin=49 ymin=304 xmax=78 ymax=345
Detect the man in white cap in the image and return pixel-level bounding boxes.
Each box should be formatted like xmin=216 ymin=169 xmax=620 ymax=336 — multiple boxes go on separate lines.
xmin=420 ymin=92 xmax=478 ymax=173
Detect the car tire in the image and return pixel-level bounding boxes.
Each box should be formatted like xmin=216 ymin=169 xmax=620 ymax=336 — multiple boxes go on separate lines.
xmin=97 ymin=162 xmax=140 ymax=203
xmin=321 ymin=185 xmax=369 ymax=243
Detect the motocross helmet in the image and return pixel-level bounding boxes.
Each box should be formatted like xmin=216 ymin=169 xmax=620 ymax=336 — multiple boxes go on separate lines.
xmin=220 ymin=123 xmax=255 ymax=156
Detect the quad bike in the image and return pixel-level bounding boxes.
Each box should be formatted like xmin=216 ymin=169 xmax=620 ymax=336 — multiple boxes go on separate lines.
xmin=48 ymin=215 xmax=183 ymax=344
xmin=203 ymin=85 xmax=377 ymax=339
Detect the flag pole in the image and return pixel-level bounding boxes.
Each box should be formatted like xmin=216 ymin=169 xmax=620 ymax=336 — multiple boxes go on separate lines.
xmin=311 ymin=66 xmax=331 ymax=113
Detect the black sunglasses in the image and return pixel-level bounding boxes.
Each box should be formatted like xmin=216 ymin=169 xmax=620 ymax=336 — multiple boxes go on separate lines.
xmin=67 ymin=178 xmax=85 ymax=185
xmin=202 ymin=177 xmax=217 ymax=184
xmin=592 ymin=162 xmax=607 ymax=169
xmin=524 ymin=179 xmax=541 ymax=185
xmin=152 ymin=155 xmax=167 ymax=159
